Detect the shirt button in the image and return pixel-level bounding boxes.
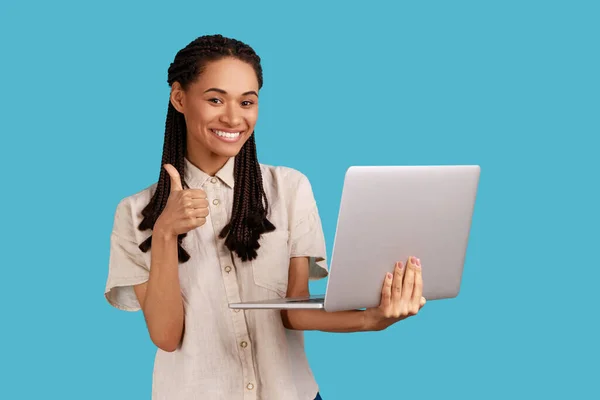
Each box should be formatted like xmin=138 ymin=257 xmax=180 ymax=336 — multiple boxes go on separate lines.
xmin=246 ymin=383 xmax=254 ymax=390
xmin=224 ymin=266 xmax=232 ymax=273
xmin=210 ymin=177 xmax=218 ymax=184
xmin=240 ymin=341 xmax=248 ymax=348
xmin=213 ymin=199 xmax=220 ymax=206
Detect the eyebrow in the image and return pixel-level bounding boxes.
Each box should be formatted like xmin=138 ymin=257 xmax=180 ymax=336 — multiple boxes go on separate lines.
xmin=204 ymin=88 xmax=258 ymax=97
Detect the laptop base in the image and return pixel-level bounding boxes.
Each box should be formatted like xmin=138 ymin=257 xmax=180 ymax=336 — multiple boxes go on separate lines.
xmin=229 ymin=295 xmax=325 ymax=310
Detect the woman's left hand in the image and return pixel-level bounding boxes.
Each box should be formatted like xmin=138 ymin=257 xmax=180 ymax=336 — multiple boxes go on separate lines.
xmin=363 ymin=256 xmax=426 ymax=331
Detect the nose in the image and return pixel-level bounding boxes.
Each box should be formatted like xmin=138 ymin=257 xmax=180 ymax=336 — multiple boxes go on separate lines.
xmin=219 ymin=104 xmax=242 ymax=127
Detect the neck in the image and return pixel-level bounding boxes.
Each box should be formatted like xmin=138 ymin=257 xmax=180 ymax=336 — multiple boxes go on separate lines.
xmin=186 ymin=144 xmax=229 ymax=176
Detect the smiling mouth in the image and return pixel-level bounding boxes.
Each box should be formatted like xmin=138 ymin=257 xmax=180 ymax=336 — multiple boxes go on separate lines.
xmin=211 ymin=129 xmax=242 ymax=138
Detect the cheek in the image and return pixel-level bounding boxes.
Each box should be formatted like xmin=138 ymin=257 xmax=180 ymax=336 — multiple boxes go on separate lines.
xmin=186 ymin=102 xmax=217 ymax=129
xmin=245 ymin=108 xmax=259 ymax=128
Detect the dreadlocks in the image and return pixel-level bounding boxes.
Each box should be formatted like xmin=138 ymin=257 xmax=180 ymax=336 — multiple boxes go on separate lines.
xmin=137 ymin=34 xmax=275 ymax=263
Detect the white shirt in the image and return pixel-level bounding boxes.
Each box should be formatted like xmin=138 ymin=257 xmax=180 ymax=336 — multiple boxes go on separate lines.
xmin=105 ymin=156 xmax=329 ymax=400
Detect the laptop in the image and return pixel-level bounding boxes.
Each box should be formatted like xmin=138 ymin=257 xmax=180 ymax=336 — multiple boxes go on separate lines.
xmin=229 ymin=165 xmax=481 ymax=312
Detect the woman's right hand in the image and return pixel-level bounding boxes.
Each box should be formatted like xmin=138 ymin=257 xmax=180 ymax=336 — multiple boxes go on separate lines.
xmin=154 ymin=163 xmax=210 ymax=237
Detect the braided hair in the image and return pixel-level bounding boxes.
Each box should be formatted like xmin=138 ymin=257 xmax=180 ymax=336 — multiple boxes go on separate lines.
xmin=137 ymin=34 xmax=275 ymax=263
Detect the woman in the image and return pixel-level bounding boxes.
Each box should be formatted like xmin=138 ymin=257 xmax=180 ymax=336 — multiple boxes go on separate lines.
xmin=105 ymin=34 xmax=426 ymax=400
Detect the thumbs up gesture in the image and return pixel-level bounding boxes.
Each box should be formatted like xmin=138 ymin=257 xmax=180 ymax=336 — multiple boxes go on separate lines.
xmin=154 ymin=164 xmax=210 ymax=237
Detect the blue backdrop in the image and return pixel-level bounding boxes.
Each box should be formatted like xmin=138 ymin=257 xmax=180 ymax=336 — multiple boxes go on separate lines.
xmin=1 ymin=0 xmax=598 ymax=399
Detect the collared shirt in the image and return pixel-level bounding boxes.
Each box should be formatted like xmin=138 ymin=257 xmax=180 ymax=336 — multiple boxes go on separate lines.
xmin=105 ymin=156 xmax=329 ymax=400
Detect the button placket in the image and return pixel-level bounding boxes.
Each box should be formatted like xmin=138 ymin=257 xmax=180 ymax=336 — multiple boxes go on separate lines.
xmin=208 ymin=181 xmax=257 ymax=398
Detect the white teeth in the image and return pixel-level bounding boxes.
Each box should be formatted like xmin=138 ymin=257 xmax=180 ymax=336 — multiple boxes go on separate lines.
xmin=212 ymin=130 xmax=241 ymax=139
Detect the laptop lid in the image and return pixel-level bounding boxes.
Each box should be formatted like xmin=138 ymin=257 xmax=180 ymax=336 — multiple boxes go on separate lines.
xmin=323 ymin=165 xmax=480 ymax=312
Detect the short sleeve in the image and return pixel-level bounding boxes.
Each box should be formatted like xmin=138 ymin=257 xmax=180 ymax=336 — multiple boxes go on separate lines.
xmin=104 ymin=198 xmax=150 ymax=311
xmin=289 ymin=173 xmax=329 ymax=280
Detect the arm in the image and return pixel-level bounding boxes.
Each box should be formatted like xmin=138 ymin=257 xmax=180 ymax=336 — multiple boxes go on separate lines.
xmin=281 ymin=257 xmax=367 ymax=332
xmin=281 ymin=257 xmax=426 ymax=332
xmin=131 ymin=163 xmax=208 ymax=352
xmin=133 ymin=228 xmax=184 ymax=352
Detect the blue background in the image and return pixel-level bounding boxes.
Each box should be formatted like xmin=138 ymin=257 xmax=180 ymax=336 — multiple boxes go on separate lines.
xmin=1 ymin=0 xmax=598 ymax=398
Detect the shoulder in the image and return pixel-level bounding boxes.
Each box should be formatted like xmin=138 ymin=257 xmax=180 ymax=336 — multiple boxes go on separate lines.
xmin=111 ymin=182 xmax=157 ymax=238
xmin=114 ymin=182 xmax=157 ymax=215
xmin=259 ymin=163 xmax=312 ymax=192
xmin=259 ymin=163 xmax=317 ymax=213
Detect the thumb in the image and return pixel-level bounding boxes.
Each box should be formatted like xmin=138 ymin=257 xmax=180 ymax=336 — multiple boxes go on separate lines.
xmin=163 ymin=164 xmax=183 ymax=192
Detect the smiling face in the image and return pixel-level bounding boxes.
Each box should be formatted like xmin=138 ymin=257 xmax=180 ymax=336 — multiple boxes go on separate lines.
xmin=170 ymin=57 xmax=260 ymax=170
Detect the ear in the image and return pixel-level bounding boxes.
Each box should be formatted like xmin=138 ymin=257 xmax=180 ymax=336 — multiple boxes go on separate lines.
xmin=170 ymin=82 xmax=185 ymax=113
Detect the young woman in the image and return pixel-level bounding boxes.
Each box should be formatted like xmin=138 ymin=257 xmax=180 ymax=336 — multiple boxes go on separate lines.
xmin=105 ymin=34 xmax=426 ymax=400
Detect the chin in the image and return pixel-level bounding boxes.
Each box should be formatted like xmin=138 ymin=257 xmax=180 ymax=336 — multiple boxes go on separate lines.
xmin=214 ymin=148 xmax=243 ymax=158
xmin=210 ymin=141 xmax=248 ymax=158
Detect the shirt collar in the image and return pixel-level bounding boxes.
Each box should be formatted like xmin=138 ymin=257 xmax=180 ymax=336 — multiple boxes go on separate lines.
xmin=184 ymin=156 xmax=235 ymax=189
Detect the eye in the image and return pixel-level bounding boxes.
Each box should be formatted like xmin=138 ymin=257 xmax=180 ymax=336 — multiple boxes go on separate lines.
xmin=208 ymin=98 xmax=222 ymax=104
xmin=241 ymin=100 xmax=254 ymax=107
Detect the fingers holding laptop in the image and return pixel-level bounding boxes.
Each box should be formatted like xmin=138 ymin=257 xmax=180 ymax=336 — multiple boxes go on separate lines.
xmin=410 ymin=257 xmax=426 ymax=312
xmin=397 ymin=256 xmax=426 ymax=317
xmin=364 ymin=256 xmax=426 ymax=331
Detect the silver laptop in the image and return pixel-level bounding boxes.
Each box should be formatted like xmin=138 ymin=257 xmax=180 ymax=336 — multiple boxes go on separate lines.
xmin=229 ymin=165 xmax=481 ymax=312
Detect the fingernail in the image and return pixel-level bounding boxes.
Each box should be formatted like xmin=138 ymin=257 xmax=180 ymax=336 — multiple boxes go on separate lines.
xmin=397 ymin=261 xmax=403 ymax=270
xmin=387 ymin=272 xmax=393 ymax=279
xmin=417 ymin=258 xmax=421 ymax=267
xmin=411 ymin=256 xmax=417 ymax=265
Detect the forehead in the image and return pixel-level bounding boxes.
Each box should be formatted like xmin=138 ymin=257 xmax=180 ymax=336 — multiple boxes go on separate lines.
xmin=195 ymin=57 xmax=259 ymax=93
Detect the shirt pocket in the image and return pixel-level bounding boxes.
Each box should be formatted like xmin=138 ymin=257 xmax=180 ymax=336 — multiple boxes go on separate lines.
xmin=251 ymin=230 xmax=290 ymax=298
